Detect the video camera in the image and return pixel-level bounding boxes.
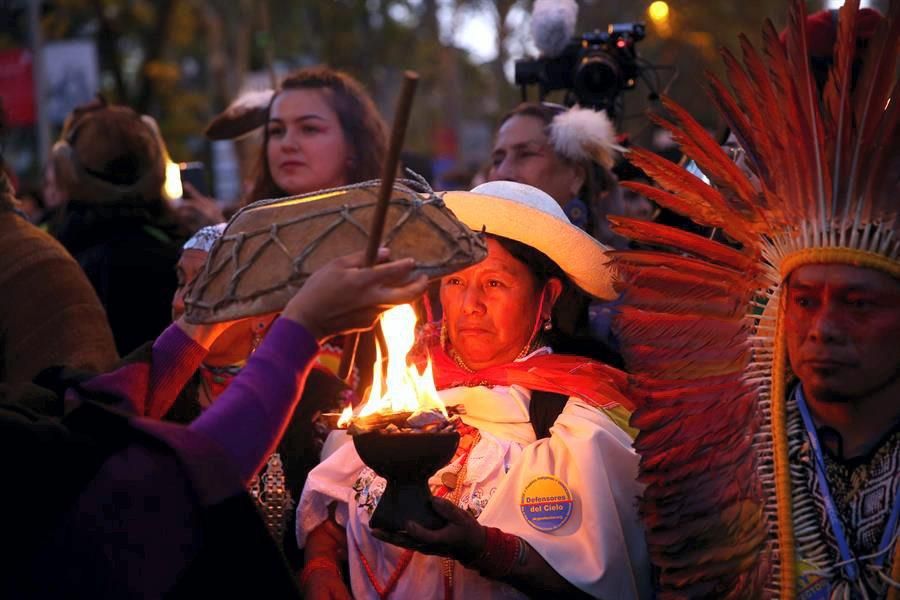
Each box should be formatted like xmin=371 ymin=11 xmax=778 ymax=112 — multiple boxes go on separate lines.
xmin=514 ymin=23 xmax=646 ymax=115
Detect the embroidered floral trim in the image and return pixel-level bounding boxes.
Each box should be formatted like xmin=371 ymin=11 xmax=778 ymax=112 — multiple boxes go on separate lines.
xmin=353 ymin=467 xmax=386 ymax=516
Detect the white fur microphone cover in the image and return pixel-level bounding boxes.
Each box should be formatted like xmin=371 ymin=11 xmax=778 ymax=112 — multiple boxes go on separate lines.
xmin=531 ymin=0 xmax=579 ymax=57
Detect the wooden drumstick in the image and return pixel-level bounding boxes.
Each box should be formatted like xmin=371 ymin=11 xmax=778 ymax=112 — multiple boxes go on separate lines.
xmin=338 ymin=71 xmax=419 ymax=384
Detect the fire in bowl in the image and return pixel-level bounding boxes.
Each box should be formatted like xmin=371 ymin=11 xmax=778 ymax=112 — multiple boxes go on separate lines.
xmin=339 ymin=304 xmax=463 ymax=531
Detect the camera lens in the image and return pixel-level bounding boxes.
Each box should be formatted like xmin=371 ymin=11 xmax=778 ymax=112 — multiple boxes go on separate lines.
xmin=574 ymin=52 xmax=621 ymax=105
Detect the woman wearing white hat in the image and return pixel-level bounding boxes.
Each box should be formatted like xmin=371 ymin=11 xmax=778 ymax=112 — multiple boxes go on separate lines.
xmin=298 ymin=181 xmax=651 ymax=599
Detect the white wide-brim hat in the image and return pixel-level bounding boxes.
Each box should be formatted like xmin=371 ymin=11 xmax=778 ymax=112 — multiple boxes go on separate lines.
xmin=441 ymin=181 xmax=617 ymax=300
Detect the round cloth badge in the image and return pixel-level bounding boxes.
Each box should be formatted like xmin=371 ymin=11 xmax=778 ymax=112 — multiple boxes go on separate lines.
xmin=519 ymin=475 xmax=574 ymax=532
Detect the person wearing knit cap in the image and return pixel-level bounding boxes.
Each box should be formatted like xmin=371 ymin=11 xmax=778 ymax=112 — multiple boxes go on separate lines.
xmin=50 ymin=97 xmax=186 ymax=356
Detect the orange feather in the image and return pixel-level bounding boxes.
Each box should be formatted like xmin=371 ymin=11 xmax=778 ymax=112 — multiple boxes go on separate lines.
xmin=660 ymin=97 xmax=761 ymax=213
xmin=719 ymin=47 xmax=766 ymax=145
xmin=786 ymin=0 xmax=831 ymax=225
xmin=738 ymin=33 xmax=795 ymax=224
xmin=615 ymin=264 xmax=742 ymax=305
xmin=607 ymin=215 xmax=756 ymax=271
xmin=622 ymin=151 xmax=756 ymax=245
xmin=762 ymin=18 xmax=815 ymax=220
xmin=619 ymin=286 xmax=747 ymax=320
xmin=823 ymin=0 xmax=860 ymax=211
xmin=618 ymin=179 xmax=727 ymax=232
xmin=717 ymin=48 xmax=771 ymax=174
xmin=705 ymin=71 xmax=769 ymax=184
xmin=609 ymin=249 xmax=747 ymax=284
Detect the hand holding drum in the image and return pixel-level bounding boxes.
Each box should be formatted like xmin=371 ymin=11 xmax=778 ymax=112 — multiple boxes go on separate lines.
xmin=178 ymin=248 xmax=427 ymax=347
xmin=282 ymin=248 xmax=427 ymax=341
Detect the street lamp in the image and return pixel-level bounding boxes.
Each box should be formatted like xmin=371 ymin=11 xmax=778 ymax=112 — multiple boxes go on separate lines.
xmin=648 ymin=1 xmax=670 ymax=23
xmin=648 ymin=1 xmax=672 ymax=37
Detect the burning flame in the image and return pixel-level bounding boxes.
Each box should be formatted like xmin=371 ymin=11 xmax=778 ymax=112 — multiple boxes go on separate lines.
xmin=337 ymin=303 xmax=445 ymax=427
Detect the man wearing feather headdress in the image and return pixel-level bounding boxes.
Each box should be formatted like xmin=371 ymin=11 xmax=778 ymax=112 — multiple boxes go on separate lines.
xmin=606 ymin=1 xmax=900 ymax=598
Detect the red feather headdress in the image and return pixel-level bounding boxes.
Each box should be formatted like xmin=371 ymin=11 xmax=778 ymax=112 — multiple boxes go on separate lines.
xmin=610 ymin=1 xmax=899 ymax=597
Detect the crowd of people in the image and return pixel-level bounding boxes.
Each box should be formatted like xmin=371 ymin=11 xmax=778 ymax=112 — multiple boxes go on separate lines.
xmin=1 ymin=1 xmax=898 ymax=598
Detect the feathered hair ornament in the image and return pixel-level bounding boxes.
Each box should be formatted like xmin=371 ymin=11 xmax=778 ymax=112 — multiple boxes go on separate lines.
xmin=549 ymin=106 xmax=624 ymax=170
xmin=204 ymin=88 xmax=274 ymax=140
xmin=608 ymin=1 xmax=899 ymax=597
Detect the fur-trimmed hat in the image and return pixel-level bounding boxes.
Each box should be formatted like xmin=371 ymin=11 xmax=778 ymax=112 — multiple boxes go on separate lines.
xmin=50 ymin=97 xmax=168 ymax=206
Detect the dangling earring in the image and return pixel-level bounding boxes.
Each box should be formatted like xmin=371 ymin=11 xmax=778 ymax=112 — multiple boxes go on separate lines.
xmin=542 ymin=319 xmax=553 ymax=332
xmin=440 ymin=319 xmax=449 ymax=350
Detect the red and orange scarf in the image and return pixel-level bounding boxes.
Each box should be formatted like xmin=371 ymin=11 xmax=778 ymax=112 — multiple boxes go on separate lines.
xmin=412 ymin=324 xmax=632 ymax=412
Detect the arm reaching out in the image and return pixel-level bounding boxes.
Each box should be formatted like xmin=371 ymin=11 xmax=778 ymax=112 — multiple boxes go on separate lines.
xmin=189 ymin=248 xmax=427 ymax=483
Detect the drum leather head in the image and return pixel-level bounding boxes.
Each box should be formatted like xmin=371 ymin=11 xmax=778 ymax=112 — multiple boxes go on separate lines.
xmin=184 ymin=182 xmax=487 ymax=323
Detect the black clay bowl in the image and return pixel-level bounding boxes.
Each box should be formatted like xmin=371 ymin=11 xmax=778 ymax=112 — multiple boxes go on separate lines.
xmin=353 ymin=430 xmax=460 ymax=531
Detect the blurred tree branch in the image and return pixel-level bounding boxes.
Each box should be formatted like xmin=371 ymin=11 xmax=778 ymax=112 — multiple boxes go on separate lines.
xmin=134 ymin=0 xmax=176 ymax=113
xmin=89 ymin=0 xmax=128 ymax=101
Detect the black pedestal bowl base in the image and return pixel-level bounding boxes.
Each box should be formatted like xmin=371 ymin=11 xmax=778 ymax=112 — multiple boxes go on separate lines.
xmin=353 ymin=430 xmax=460 ymax=532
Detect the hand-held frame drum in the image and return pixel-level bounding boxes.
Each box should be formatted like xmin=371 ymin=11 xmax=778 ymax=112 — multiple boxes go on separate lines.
xmin=184 ymin=180 xmax=487 ymax=324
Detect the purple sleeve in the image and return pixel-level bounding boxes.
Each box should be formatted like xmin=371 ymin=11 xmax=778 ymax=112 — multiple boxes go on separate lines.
xmin=145 ymin=323 xmax=208 ymax=417
xmin=77 ymin=323 xmax=207 ymax=417
xmin=188 ymin=318 xmax=320 ymax=484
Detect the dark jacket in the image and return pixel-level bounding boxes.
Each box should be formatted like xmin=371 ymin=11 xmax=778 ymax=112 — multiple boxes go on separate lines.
xmin=54 ymin=203 xmax=184 ymax=355
xmin=0 ymin=375 xmax=301 ymax=599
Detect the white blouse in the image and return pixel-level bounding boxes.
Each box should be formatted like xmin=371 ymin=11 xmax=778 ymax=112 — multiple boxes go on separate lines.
xmin=297 ymin=384 xmax=651 ymax=599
